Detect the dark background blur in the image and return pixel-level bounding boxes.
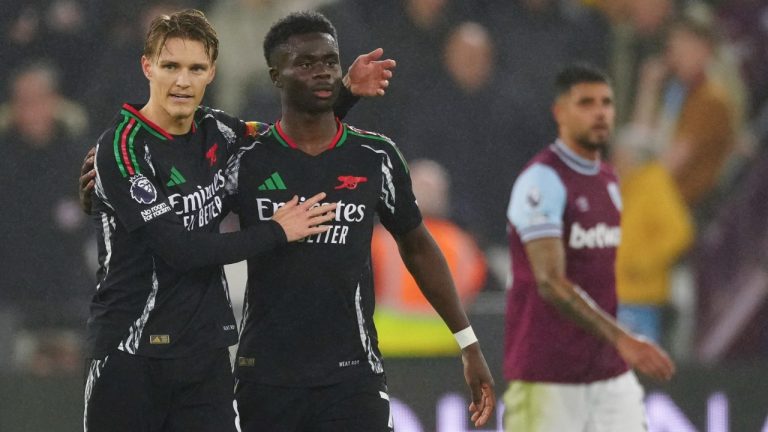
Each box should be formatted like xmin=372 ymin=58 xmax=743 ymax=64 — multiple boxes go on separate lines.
xmin=2 ymin=0 xmax=768 ymax=430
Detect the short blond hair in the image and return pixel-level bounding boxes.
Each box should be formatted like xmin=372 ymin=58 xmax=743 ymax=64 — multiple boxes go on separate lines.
xmin=143 ymin=9 xmax=219 ymax=62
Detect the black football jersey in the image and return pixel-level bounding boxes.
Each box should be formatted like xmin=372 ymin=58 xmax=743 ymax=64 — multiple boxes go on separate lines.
xmin=229 ymin=120 xmax=422 ymax=386
xmin=88 ymin=104 xmax=263 ymax=359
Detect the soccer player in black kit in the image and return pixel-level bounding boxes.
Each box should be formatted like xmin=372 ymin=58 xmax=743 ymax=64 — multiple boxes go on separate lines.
xmin=82 ymin=9 xmax=394 ymax=432
xmin=226 ymin=12 xmax=496 ymax=431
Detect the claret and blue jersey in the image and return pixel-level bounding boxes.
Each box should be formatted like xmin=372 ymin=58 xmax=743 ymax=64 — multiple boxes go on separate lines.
xmin=504 ymin=139 xmax=628 ymax=383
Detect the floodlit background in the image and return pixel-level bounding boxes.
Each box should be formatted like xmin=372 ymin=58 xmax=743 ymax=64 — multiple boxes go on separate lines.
xmin=2 ymin=0 xmax=768 ymax=430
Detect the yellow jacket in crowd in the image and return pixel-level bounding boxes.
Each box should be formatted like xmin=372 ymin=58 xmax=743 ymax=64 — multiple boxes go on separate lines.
xmin=616 ymin=162 xmax=694 ymax=305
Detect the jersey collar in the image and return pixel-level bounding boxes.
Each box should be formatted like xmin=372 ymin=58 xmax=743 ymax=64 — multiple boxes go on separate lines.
xmin=121 ymin=104 xmax=177 ymax=140
xmin=552 ymin=139 xmax=600 ymax=176
xmin=273 ymin=117 xmax=348 ymax=150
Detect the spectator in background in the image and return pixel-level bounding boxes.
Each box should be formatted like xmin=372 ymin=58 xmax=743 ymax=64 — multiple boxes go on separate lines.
xmin=372 ymin=159 xmax=487 ymax=357
xmin=209 ymin=0 xmax=336 ymax=118
xmin=0 ymin=0 xmax=95 ymax=100
xmin=718 ymin=0 xmax=768 ymax=117
xmin=612 ymin=139 xmax=694 ymax=345
xmin=624 ymin=12 xmax=744 ymax=212
xmin=592 ymin=0 xmax=676 ymax=126
xmin=694 ymin=144 xmax=768 ymax=363
xmin=485 ymin=0 xmax=610 ymax=139
xmin=402 ymin=21 xmax=528 ymax=249
xmin=341 ymin=0 xmax=455 ymax=138
xmin=82 ymin=1 xmax=184 ymax=130
xmin=0 ymin=61 xmax=92 ymax=373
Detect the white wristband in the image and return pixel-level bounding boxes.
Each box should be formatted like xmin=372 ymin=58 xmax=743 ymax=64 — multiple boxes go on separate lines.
xmin=453 ymin=326 xmax=478 ymax=349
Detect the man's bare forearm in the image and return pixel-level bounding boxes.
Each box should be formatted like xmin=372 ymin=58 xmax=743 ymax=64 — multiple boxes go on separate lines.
xmin=541 ymin=279 xmax=625 ymax=345
xmin=396 ymin=224 xmax=471 ymax=333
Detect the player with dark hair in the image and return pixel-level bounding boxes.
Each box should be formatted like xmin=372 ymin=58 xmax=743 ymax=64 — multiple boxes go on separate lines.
xmin=226 ymin=11 xmax=496 ymax=431
xmin=82 ymin=9 xmax=393 ymax=432
xmin=503 ymin=63 xmax=676 ymax=431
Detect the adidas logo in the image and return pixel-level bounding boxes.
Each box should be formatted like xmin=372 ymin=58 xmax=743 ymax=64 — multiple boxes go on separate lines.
xmin=258 ymin=172 xmax=287 ymax=190
xmin=166 ymin=166 xmax=187 ymax=187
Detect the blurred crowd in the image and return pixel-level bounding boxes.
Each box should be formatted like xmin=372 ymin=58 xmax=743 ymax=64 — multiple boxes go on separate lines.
xmin=2 ymin=0 xmax=768 ymax=375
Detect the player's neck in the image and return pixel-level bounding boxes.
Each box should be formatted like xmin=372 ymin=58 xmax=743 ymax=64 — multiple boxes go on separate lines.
xmin=140 ymin=102 xmax=193 ymax=136
xmin=559 ymin=136 xmax=600 ymax=161
xmin=279 ymin=111 xmax=338 ymax=156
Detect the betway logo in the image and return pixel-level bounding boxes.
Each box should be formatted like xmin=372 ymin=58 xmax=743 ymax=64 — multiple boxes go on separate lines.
xmin=569 ymin=222 xmax=621 ymax=249
xmin=255 ymin=198 xmax=366 ymax=223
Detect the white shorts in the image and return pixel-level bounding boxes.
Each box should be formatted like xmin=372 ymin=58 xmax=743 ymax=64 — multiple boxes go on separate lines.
xmin=503 ymin=371 xmax=647 ymax=432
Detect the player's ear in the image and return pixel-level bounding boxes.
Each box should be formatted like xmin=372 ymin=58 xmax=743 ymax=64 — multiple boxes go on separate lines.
xmin=269 ymin=67 xmax=282 ymax=88
xmin=552 ymin=99 xmax=563 ymax=124
xmin=141 ymin=55 xmax=153 ymax=80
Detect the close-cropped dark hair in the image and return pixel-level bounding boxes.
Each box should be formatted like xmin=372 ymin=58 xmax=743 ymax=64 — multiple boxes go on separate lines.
xmin=144 ymin=9 xmax=219 ymax=62
xmin=554 ymin=64 xmax=611 ymax=97
xmin=263 ymin=11 xmax=338 ymax=66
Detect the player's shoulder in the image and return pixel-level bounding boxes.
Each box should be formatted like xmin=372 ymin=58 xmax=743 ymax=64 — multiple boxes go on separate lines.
xmin=515 ymin=162 xmax=563 ymax=189
xmin=196 ymin=105 xmax=240 ymax=124
xmin=344 ymin=124 xmax=408 ymax=166
xmin=344 ymin=124 xmax=396 ymax=146
xmin=95 ymin=104 xmax=163 ymax=165
xmin=245 ymin=121 xmax=272 ymax=139
xmin=344 ymin=124 xmax=403 ymax=154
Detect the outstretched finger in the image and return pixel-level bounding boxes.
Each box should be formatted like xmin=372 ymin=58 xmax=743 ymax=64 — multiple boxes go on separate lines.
xmin=372 ymin=59 xmax=396 ymax=70
xmin=308 ymin=210 xmax=337 ymax=225
xmin=281 ymin=195 xmax=300 ymax=210
xmin=361 ymin=47 xmax=384 ymax=62
xmin=300 ymin=192 xmax=327 ymax=210
xmin=307 ymin=203 xmax=338 ymax=218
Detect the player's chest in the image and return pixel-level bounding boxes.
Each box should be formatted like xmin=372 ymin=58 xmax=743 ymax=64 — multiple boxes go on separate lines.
xmin=146 ymin=137 xmax=229 ymax=229
xmin=562 ymin=179 xmax=622 ymax=252
xmin=240 ymin=148 xmax=382 ymax=223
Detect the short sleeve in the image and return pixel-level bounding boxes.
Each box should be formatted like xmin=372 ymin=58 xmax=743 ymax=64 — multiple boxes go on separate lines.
xmin=507 ymin=163 xmax=567 ymax=242
xmin=93 ymin=128 xmax=173 ymax=232
xmin=375 ymin=139 xmax=422 ymax=235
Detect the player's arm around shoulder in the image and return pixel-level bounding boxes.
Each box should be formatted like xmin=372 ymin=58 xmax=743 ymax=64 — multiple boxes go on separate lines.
xmin=393 ymin=224 xmax=496 ymax=427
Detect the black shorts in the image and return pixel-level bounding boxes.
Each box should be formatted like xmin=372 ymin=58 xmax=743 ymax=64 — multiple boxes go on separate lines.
xmin=83 ymin=348 xmax=237 ymax=432
xmin=235 ymin=373 xmax=393 ymax=432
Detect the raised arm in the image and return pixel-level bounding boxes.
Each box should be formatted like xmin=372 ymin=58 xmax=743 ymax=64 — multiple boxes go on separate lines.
xmin=394 ymin=223 xmax=495 ymax=427
xmin=343 ymin=48 xmax=394 ymax=97
xmin=524 ymin=237 xmax=675 ymax=381
xmin=334 ymin=48 xmax=396 ymax=119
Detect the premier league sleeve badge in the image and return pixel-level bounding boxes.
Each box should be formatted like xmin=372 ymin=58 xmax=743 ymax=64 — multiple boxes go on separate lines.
xmin=130 ymin=175 xmax=158 ymax=205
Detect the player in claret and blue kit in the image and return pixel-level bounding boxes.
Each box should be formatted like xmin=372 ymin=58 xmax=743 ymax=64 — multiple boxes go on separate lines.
xmin=503 ymin=64 xmax=676 ymax=432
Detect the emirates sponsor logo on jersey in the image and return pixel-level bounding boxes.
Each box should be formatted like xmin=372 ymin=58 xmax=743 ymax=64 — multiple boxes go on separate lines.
xmin=255 ymin=198 xmax=366 ymax=245
xmin=167 ymin=169 xmax=226 ymax=229
xmin=569 ymin=222 xmax=621 ymax=249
